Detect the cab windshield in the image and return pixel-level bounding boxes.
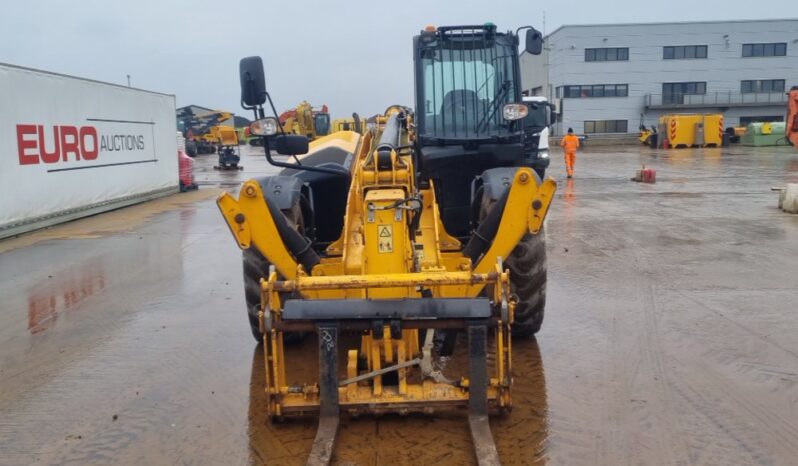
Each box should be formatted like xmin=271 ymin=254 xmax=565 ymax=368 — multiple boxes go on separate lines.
xmin=418 ymin=32 xmax=518 ymax=140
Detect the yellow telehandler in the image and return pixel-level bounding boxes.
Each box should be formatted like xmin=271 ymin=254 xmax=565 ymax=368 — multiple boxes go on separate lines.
xmin=218 ymin=23 xmax=552 ymax=465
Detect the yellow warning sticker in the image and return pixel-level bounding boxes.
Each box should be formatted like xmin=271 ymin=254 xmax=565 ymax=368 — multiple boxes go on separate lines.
xmin=377 ymin=224 xmax=393 ymax=253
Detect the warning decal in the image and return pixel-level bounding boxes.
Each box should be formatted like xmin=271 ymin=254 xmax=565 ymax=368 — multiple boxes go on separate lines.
xmin=378 ymin=224 xmax=393 ymax=253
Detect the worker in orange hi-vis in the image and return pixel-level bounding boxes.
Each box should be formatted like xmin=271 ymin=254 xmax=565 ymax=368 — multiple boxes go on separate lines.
xmin=560 ymin=127 xmax=580 ymax=179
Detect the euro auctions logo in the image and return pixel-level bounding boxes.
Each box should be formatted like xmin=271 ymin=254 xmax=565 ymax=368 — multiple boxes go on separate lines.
xmin=16 ymin=124 xmax=146 ymax=165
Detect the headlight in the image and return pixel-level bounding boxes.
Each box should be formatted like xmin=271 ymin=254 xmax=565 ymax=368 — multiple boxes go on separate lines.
xmin=502 ymin=103 xmax=528 ymax=121
xmin=539 ymin=149 xmax=549 ymax=159
xmin=250 ymin=117 xmax=279 ymax=136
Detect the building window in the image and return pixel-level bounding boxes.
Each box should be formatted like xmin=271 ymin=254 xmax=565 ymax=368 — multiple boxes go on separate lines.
xmin=663 ymin=45 xmax=708 ymax=59
xmin=584 ymin=120 xmax=628 ymax=134
xmin=742 ymin=42 xmax=787 ymax=57
xmin=741 ymin=79 xmax=786 ymax=93
xmin=739 ymin=116 xmax=784 ymax=125
xmin=585 ymin=47 xmax=629 ymax=62
xmin=662 ymin=82 xmax=706 ymax=104
xmin=560 ymin=84 xmax=628 ymax=98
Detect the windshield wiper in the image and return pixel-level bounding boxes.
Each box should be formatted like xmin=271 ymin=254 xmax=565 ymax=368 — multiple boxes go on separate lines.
xmin=475 ymin=80 xmax=511 ymax=133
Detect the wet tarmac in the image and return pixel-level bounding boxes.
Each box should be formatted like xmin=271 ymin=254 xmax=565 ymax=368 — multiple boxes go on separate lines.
xmin=1 ymin=143 xmax=798 ymax=465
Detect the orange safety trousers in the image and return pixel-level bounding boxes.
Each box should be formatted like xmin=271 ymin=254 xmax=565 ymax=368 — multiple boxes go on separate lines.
xmin=564 ymin=151 xmax=576 ymax=177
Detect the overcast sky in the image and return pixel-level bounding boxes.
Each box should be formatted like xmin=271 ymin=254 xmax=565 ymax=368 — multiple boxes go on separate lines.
xmin=1 ymin=0 xmax=792 ymax=119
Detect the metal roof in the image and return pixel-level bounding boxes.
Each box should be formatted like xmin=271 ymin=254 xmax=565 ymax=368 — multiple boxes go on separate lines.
xmin=544 ymin=18 xmax=798 ymax=41
xmin=0 ymin=61 xmax=175 ymax=98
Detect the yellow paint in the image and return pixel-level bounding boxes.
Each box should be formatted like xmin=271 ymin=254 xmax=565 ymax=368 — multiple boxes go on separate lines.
xmin=217 ymin=182 xmax=300 ymax=282
xmin=216 ymin=107 xmax=556 ymax=421
xmin=209 ymin=125 xmax=239 ymax=145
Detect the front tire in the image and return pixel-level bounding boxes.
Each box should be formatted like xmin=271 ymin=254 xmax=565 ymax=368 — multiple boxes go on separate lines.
xmin=243 ymin=247 xmax=270 ymax=341
xmin=241 ymin=201 xmax=305 ymax=343
xmin=478 ymin=194 xmax=548 ymax=337
xmin=506 ymin=231 xmax=547 ymax=337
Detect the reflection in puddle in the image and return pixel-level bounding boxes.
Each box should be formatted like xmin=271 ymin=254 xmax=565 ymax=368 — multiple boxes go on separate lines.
xmin=246 ymin=335 xmax=549 ymax=464
xmin=563 ymin=178 xmax=575 ymax=202
xmin=23 ymin=210 xmax=195 ymax=336
xmin=27 ymin=259 xmax=106 ymax=334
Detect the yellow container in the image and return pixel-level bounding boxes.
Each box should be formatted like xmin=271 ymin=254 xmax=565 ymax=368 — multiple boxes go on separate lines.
xmin=703 ymin=114 xmax=724 ymax=146
xmin=659 ymin=113 xmax=724 ymax=147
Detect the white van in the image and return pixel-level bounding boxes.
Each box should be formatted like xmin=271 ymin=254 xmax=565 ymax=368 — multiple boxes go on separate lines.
xmin=522 ymin=96 xmax=555 ymax=178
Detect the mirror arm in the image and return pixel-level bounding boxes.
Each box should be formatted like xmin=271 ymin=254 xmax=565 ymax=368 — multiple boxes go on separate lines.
xmin=260 ymin=92 xmax=348 ymax=176
xmin=515 ymin=25 xmax=538 ymax=39
xmin=260 ymin=137 xmax=348 ymax=177
xmin=243 ymin=77 xmax=347 ymax=177
xmin=264 ymin=91 xmax=287 ymax=136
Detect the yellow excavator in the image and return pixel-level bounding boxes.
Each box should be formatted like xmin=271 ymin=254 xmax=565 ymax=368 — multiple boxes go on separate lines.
xmin=280 ymin=101 xmax=331 ymax=140
xmin=219 ymin=23 xmax=552 ymax=465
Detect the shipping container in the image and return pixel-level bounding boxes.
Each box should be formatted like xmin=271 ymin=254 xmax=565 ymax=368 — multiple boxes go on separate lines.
xmin=0 ymin=63 xmax=179 ymax=238
xmin=658 ymin=113 xmax=724 ymax=148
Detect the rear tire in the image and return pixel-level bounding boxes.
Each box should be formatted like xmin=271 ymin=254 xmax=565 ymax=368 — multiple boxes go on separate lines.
xmin=242 ymin=201 xmax=306 ymax=343
xmin=478 ymin=195 xmax=547 ymax=337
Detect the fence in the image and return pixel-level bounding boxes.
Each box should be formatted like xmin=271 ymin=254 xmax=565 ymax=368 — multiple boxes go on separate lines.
xmin=645 ymin=92 xmax=787 ymax=108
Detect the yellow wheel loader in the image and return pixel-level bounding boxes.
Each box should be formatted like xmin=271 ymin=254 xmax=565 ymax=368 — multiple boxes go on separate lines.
xmin=219 ymin=24 xmax=553 ymax=465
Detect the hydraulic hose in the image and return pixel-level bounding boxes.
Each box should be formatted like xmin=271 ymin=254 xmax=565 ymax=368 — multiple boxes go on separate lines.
xmin=462 ymin=190 xmax=510 ymax=264
xmin=266 ymin=199 xmax=320 ymax=273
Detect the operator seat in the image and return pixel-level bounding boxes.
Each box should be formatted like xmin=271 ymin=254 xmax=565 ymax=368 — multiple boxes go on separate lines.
xmin=439 ymin=89 xmax=484 ymax=137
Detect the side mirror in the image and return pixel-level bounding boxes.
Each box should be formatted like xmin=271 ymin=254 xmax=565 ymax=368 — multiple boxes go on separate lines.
xmin=275 ymin=135 xmax=309 ymax=156
xmin=239 ymin=56 xmax=267 ymax=107
xmin=548 ymin=103 xmax=557 ymax=124
xmin=525 ymin=28 xmax=543 ymax=55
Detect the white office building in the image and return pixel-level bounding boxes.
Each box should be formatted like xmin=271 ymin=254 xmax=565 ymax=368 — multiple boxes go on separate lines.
xmin=520 ymin=19 xmax=798 ymax=136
